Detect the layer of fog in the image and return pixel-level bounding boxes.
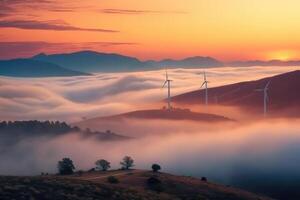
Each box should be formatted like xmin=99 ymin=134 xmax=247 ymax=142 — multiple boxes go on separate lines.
xmin=0 ymin=66 xmax=299 ymax=122
xmin=1 ymin=119 xmax=300 ymax=186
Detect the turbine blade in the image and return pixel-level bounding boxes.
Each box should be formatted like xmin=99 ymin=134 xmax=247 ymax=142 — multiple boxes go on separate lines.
xmin=201 ymin=82 xmax=206 ymax=88
xmin=162 ymin=81 xmax=167 ymax=88
xmin=165 ymin=68 xmax=168 ymax=80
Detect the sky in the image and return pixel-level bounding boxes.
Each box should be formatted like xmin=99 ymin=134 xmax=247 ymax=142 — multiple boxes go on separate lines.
xmin=1 ymin=0 xmax=300 ymax=60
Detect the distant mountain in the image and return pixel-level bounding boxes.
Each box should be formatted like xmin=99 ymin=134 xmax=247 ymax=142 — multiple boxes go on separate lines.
xmin=3 ymin=50 xmax=300 ymax=75
xmin=228 ymin=60 xmax=300 ymax=67
xmin=32 ymin=51 xmax=223 ymax=72
xmin=0 ymin=59 xmax=89 ymax=77
xmin=32 ymin=51 xmax=144 ymax=72
xmin=156 ymin=56 xmax=223 ymax=68
xmin=172 ymin=70 xmax=300 ymax=116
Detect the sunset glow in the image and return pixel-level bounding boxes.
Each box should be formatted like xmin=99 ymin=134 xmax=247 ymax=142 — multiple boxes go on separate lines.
xmin=1 ymin=0 xmax=300 ymax=60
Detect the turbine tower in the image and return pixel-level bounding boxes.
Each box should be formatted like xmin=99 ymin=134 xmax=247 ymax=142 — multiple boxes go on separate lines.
xmin=162 ymin=69 xmax=172 ymax=110
xmin=201 ymin=71 xmax=209 ymax=105
xmin=255 ymin=81 xmax=271 ymax=117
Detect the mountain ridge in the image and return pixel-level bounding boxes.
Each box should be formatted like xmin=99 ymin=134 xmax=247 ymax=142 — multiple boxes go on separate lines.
xmin=0 ymin=58 xmax=90 ymax=77
xmin=32 ymin=50 xmax=223 ymax=72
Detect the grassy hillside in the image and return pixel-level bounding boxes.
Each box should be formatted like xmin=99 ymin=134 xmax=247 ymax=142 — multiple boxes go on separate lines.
xmin=0 ymin=170 xmax=273 ymax=200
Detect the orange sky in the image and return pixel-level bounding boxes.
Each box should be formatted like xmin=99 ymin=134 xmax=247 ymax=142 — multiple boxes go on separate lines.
xmin=1 ymin=0 xmax=300 ymax=61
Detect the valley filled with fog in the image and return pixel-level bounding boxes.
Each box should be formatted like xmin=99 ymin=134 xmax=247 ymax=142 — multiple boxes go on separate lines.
xmin=0 ymin=66 xmax=299 ymax=122
xmin=1 ymin=66 xmax=300 ymax=198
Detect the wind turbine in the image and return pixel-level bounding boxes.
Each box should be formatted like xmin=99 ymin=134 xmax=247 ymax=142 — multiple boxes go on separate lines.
xmin=201 ymin=71 xmax=209 ymax=105
xmin=255 ymin=81 xmax=271 ymax=117
xmin=162 ymin=69 xmax=172 ymax=110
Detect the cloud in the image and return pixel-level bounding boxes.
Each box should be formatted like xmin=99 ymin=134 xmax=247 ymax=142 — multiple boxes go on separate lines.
xmin=100 ymin=9 xmax=187 ymax=15
xmin=64 ymin=75 xmax=158 ymax=103
xmin=0 ymin=41 xmax=138 ymax=59
xmin=0 ymin=66 xmax=299 ymax=122
xmin=0 ymin=19 xmax=118 ymax=32
xmin=0 ymin=0 xmax=79 ymax=16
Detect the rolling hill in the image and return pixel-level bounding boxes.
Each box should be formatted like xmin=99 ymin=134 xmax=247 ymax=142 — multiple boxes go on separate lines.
xmin=172 ymin=70 xmax=300 ymax=115
xmin=0 ymin=170 xmax=273 ymax=200
xmin=0 ymin=59 xmax=89 ymax=77
xmin=78 ymin=108 xmax=232 ymax=123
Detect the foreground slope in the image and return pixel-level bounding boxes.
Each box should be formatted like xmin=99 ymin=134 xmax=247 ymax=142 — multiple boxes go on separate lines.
xmin=173 ymin=70 xmax=300 ymax=116
xmin=0 ymin=170 xmax=273 ymax=200
xmin=0 ymin=59 xmax=89 ymax=77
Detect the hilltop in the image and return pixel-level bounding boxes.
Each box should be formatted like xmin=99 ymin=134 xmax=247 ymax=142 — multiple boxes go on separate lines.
xmin=96 ymin=108 xmax=232 ymax=122
xmin=0 ymin=170 xmax=273 ymax=200
xmin=172 ymin=70 xmax=300 ymax=116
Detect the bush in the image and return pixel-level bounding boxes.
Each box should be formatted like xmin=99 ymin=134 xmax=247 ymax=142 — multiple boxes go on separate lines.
xmin=151 ymin=164 xmax=161 ymax=172
xmin=88 ymin=168 xmax=95 ymax=172
xmin=77 ymin=170 xmax=84 ymax=176
xmin=147 ymin=176 xmax=163 ymax=193
xmin=201 ymin=177 xmax=207 ymax=182
xmin=57 ymin=158 xmax=75 ymax=175
xmin=107 ymin=176 xmax=119 ymax=184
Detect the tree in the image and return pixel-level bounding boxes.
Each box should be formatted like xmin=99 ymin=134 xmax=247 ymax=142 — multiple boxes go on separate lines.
xmin=57 ymin=158 xmax=75 ymax=175
xmin=152 ymin=164 xmax=161 ymax=172
xmin=120 ymin=156 xmax=134 ymax=170
xmin=95 ymin=159 xmax=111 ymax=171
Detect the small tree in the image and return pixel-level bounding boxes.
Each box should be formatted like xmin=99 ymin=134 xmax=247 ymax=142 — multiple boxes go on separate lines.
xmin=152 ymin=164 xmax=161 ymax=172
xmin=95 ymin=159 xmax=111 ymax=171
xmin=120 ymin=156 xmax=134 ymax=170
xmin=57 ymin=158 xmax=75 ymax=175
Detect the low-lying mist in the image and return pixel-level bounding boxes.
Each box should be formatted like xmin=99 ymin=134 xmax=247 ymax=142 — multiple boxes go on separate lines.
xmin=2 ymin=120 xmax=300 ymax=181
xmin=1 ymin=66 xmax=299 ymax=122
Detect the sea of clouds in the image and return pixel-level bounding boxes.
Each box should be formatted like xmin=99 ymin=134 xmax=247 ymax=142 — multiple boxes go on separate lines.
xmin=0 ymin=66 xmax=299 ymax=122
xmin=1 ymin=66 xmax=300 ymax=198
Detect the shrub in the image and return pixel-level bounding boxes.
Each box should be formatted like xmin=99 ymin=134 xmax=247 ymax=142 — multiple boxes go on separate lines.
xmin=107 ymin=176 xmax=119 ymax=184
xmin=151 ymin=164 xmax=161 ymax=172
xmin=201 ymin=177 xmax=207 ymax=182
xmin=88 ymin=168 xmax=95 ymax=172
xmin=77 ymin=170 xmax=84 ymax=176
xmin=147 ymin=176 xmax=163 ymax=193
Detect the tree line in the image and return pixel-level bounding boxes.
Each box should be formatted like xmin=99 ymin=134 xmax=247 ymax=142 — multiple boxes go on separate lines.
xmin=57 ymin=156 xmax=161 ymax=175
xmin=0 ymin=120 xmax=79 ymax=136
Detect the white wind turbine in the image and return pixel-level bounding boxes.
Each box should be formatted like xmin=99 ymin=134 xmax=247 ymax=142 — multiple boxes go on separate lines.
xmin=255 ymin=81 xmax=271 ymax=117
xmin=201 ymin=71 xmax=209 ymax=105
xmin=162 ymin=69 xmax=172 ymax=110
